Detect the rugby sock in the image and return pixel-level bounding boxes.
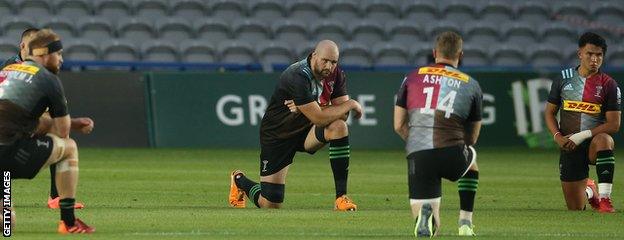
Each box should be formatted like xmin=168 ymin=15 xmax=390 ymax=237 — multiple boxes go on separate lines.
xmin=234 ymin=174 xmax=261 ymax=208
xmin=50 ymin=164 xmax=59 ymax=199
xmin=596 ymin=150 xmax=614 ymax=198
xmin=458 ymin=170 xmax=478 ymax=223
xmin=59 ymin=198 xmax=76 ymax=226
xmin=329 ymin=136 xmax=349 ymax=198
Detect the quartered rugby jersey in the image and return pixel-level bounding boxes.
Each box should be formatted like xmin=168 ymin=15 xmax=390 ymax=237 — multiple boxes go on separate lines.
xmin=396 ymin=63 xmax=483 ymax=154
xmin=547 ymin=67 xmax=621 ymax=135
xmin=260 ymin=56 xmax=347 ymax=144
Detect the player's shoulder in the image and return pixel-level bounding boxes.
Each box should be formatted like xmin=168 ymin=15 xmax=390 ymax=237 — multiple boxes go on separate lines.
xmin=281 ymin=59 xmax=312 ymax=83
xmin=597 ymin=71 xmax=617 ymax=83
xmin=559 ymin=67 xmax=576 ymax=81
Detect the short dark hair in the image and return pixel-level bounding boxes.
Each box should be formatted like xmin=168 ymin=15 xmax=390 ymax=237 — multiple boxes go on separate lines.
xmin=435 ymin=31 xmax=463 ymax=59
xmin=578 ymin=32 xmax=607 ymax=54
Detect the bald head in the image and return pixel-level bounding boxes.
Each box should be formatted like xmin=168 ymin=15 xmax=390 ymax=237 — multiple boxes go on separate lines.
xmin=314 ymin=40 xmax=339 ymax=57
xmin=311 ymin=40 xmax=339 ymax=79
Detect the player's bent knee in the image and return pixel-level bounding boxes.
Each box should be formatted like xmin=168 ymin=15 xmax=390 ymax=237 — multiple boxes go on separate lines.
xmin=592 ymin=133 xmax=614 ymax=147
xmin=46 ymin=133 xmax=66 ymax=162
xmin=326 ymin=120 xmax=348 ymax=139
xmin=260 ymin=182 xmax=285 ymax=204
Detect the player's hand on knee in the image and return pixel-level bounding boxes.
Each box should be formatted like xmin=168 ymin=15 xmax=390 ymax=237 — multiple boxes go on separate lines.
xmin=284 ymin=100 xmax=298 ymax=113
xmin=555 ymin=134 xmax=573 ymax=151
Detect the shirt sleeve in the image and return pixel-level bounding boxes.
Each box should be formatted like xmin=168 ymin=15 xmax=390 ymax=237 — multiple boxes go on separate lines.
xmin=395 ymin=77 xmax=408 ymax=108
xmin=467 ymin=82 xmax=483 ymax=122
xmin=290 ymin=72 xmax=316 ymax=106
xmin=547 ymin=77 xmax=562 ymax=105
xmin=604 ymin=78 xmax=621 ymax=112
xmin=43 ymin=74 xmax=69 ymax=118
xmin=330 ymin=69 xmax=348 ymax=99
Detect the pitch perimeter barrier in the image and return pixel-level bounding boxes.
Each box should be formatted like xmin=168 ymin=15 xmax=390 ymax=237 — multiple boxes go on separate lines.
xmin=145 ymin=71 xmax=624 ymax=149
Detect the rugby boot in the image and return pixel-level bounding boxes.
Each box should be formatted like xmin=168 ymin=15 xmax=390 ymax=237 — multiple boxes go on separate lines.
xmin=598 ymin=197 xmax=615 ymax=213
xmin=415 ymin=203 xmax=435 ymax=238
xmin=586 ymin=179 xmax=600 ymax=210
xmin=58 ymin=218 xmax=95 ymax=234
xmin=229 ymin=170 xmax=246 ymax=208
xmin=334 ymin=195 xmax=357 ymax=211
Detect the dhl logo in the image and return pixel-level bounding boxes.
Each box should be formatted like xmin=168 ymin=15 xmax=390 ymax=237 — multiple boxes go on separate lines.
xmin=418 ymin=67 xmax=469 ymax=82
xmin=3 ymin=64 xmax=40 ymax=75
xmin=563 ymin=100 xmax=601 ymax=114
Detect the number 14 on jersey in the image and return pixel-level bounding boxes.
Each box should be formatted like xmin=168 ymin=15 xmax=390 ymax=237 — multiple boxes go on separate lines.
xmin=420 ymin=86 xmax=457 ymax=118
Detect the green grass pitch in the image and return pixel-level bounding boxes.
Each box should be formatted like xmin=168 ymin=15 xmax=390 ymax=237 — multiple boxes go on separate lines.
xmin=10 ymin=147 xmax=623 ymax=239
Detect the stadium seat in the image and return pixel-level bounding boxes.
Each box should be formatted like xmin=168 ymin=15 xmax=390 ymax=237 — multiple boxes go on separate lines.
xmin=16 ymin=0 xmax=53 ymax=20
xmin=77 ymin=17 xmax=116 ymax=43
xmin=310 ymin=19 xmax=349 ymax=44
xmin=362 ymin=0 xmax=400 ymax=25
xmin=606 ymin=46 xmax=624 ymax=68
xmin=348 ymin=20 xmax=386 ymax=46
xmin=55 ymin=0 xmax=94 ymax=19
xmin=490 ymin=44 xmax=527 ymax=67
xmin=591 ymin=1 xmax=624 ymax=27
xmin=477 ymin=0 xmax=514 ymax=23
xmin=116 ymin=17 xmax=156 ymax=45
xmin=272 ymin=19 xmax=309 ymax=43
xmin=1 ymin=17 xmax=37 ymax=41
xmin=340 ymin=42 xmax=372 ymax=67
xmin=439 ymin=0 xmax=477 ymax=23
xmin=209 ymin=0 xmax=248 ymax=22
xmin=171 ymin=0 xmax=208 ymax=19
xmin=257 ymin=40 xmax=294 ymax=67
xmin=0 ymin=0 xmax=15 ymax=17
xmin=286 ymin=0 xmax=322 ymax=23
xmin=402 ymin=0 xmax=439 ymax=23
xmin=501 ymin=21 xmax=539 ymax=46
xmin=156 ymin=17 xmax=194 ymax=42
xmin=461 ymin=44 xmax=490 ymax=66
xmin=529 ymin=44 xmax=564 ymax=67
xmin=100 ymin=39 xmax=139 ymax=61
xmin=231 ymin=18 xmax=272 ymax=45
xmin=249 ymin=0 xmax=286 ymax=22
xmin=64 ymin=39 xmax=99 ymax=61
xmin=553 ymin=1 xmax=589 ymax=20
xmin=141 ymin=40 xmax=179 ymax=62
xmin=179 ymin=40 xmax=218 ymax=63
xmin=426 ymin=20 xmax=463 ymax=38
xmin=372 ymin=42 xmax=409 ymax=67
xmin=538 ymin=22 xmax=577 ymax=45
xmin=195 ymin=18 xmax=231 ymax=43
xmin=218 ymin=40 xmax=256 ymax=64
xmin=325 ymin=0 xmax=362 ymax=23
xmin=410 ymin=45 xmax=434 ymax=66
xmin=294 ymin=41 xmax=315 ymax=59
xmin=386 ymin=20 xmax=426 ymax=46
xmin=562 ymin=45 xmax=579 ymax=66
xmin=94 ymin=0 xmax=132 ymax=19
xmin=464 ymin=21 xmax=501 ymax=46
xmin=515 ymin=1 xmax=551 ymax=25
xmin=40 ymin=16 xmax=77 ymax=38
xmin=132 ymin=0 xmax=170 ymax=21
xmin=0 ymin=38 xmax=19 ymax=60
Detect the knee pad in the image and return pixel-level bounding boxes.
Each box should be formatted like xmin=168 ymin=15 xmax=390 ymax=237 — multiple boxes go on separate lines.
xmin=261 ymin=182 xmax=285 ymax=203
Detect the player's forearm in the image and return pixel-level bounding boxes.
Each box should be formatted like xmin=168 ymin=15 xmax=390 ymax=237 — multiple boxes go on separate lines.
xmin=590 ymin=122 xmax=620 ymax=136
xmin=394 ymin=124 xmax=408 ymax=141
xmin=314 ymin=101 xmax=355 ymax=126
xmin=34 ymin=114 xmax=53 ymax=136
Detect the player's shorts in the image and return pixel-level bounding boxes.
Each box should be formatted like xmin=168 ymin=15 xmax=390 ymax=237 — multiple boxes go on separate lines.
xmin=0 ymin=135 xmax=53 ymax=179
xmin=407 ymin=145 xmax=476 ymax=199
xmin=259 ymin=126 xmax=326 ymax=176
xmin=559 ymin=139 xmax=591 ymax=182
